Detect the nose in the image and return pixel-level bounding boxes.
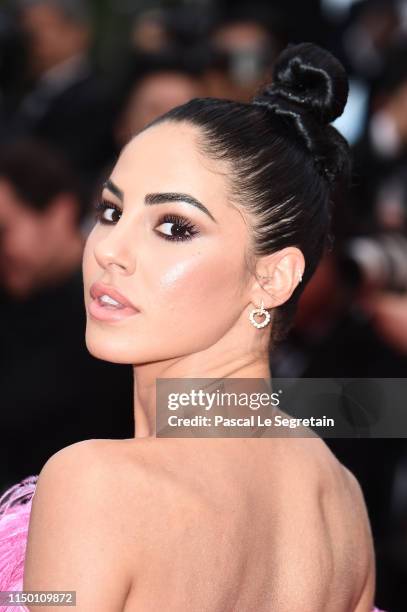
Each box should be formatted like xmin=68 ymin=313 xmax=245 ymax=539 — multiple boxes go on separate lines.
xmin=93 ymin=222 xmax=136 ymax=275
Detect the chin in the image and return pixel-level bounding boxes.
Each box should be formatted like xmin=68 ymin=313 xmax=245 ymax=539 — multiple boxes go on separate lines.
xmin=85 ymin=324 xmax=167 ymax=365
xmin=85 ymin=327 xmax=138 ymax=364
xmin=84 ymin=316 xmax=228 ymax=365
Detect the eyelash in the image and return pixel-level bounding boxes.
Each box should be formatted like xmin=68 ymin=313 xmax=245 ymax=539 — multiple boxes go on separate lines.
xmin=94 ymin=200 xmax=200 ymax=242
xmin=94 ymin=200 xmax=122 ymax=224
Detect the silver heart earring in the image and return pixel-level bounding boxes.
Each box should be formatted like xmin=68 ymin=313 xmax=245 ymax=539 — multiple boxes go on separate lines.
xmin=249 ymin=299 xmax=271 ymax=329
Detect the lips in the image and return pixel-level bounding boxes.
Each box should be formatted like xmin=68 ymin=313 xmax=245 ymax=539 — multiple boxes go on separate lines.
xmin=88 ymin=281 xmax=140 ymax=322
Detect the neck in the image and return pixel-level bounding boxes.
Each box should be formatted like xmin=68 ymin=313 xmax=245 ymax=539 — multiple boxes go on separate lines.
xmin=132 ymin=326 xmax=272 ymax=438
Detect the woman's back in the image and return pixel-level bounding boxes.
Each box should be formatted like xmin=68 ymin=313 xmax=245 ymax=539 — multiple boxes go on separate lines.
xmin=101 ymin=436 xmax=376 ymax=612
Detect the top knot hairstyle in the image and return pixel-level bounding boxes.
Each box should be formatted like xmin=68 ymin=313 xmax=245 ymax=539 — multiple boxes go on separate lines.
xmin=262 ymin=42 xmax=348 ymax=124
xmin=252 ymin=42 xmax=349 ymax=186
xmin=149 ymin=42 xmax=351 ymax=346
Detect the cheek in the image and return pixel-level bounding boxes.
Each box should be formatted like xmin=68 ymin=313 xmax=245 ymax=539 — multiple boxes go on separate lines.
xmin=147 ymin=244 xmax=246 ymax=332
xmin=83 ymin=231 xmax=250 ymax=363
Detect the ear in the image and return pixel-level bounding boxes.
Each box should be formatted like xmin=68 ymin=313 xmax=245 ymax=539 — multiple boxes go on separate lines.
xmin=45 ymin=194 xmax=79 ymax=230
xmin=250 ymin=247 xmax=305 ymax=310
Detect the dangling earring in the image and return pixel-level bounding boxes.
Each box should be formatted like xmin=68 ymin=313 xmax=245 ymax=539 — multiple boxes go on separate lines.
xmin=298 ymin=271 xmax=303 ymax=283
xmin=249 ymin=299 xmax=271 ymax=329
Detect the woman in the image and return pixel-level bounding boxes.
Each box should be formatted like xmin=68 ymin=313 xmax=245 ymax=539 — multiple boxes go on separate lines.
xmin=0 ymin=42 xmax=385 ymax=611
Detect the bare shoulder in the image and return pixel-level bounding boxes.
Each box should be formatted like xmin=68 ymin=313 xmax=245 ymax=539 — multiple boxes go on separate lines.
xmin=281 ymin=436 xmax=375 ymax=558
xmin=28 ymin=438 xmax=141 ymax=554
xmin=272 ymin=437 xmax=376 ymax=610
xmin=300 ymin=437 xmax=375 ymax=542
xmin=37 ymin=437 xmax=117 ymax=471
xmin=276 ymin=435 xmax=370 ymax=507
xmin=33 ymin=439 xmax=113 ymax=497
xmin=24 ymin=439 xmax=143 ymax=609
xmin=33 ymin=437 xmax=167 ymax=510
xmin=33 ymin=437 xmax=202 ymax=539
xmin=25 ymin=438 xmax=186 ymax=608
xmin=33 ymin=438 xmax=128 ymax=506
xmin=28 ymin=438 xmax=165 ymax=559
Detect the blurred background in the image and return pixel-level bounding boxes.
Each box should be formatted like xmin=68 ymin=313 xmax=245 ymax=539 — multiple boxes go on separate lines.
xmin=0 ymin=0 xmax=406 ymax=609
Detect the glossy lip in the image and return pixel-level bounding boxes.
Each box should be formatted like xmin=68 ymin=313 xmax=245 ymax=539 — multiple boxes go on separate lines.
xmin=88 ymin=281 xmax=140 ymax=322
xmin=90 ymin=281 xmax=139 ymax=309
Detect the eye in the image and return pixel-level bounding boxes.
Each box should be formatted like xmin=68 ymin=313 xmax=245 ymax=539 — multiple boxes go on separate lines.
xmin=94 ymin=200 xmax=122 ymax=224
xmin=154 ymin=213 xmax=199 ymax=242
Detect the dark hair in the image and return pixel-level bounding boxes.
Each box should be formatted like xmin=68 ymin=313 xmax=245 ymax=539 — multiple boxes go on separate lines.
xmin=149 ymin=42 xmax=350 ymax=347
xmin=0 ymin=139 xmax=87 ymax=224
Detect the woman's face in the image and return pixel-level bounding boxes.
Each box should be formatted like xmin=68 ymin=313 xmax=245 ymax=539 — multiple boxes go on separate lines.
xmin=83 ymin=121 xmax=252 ymax=364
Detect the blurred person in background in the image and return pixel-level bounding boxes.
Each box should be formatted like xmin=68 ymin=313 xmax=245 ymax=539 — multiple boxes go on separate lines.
xmin=128 ymin=5 xmax=280 ymax=105
xmin=342 ymin=0 xmax=405 ymax=84
xmin=0 ymin=139 xmax=133 ymax=492
xmin=130 ymin=9 xmax=171 ymax=55
xmin=130 ymin=6 xmax=210 ymax=58
xmin=114 ymin=55 xmax=205 ymax=150
xmin=0 ymin=140 xmax=83 ymax=299
xmin=3 ymin=0 xmax=115 ymax=191
xmin=351 ymin=42 xmax=407 ymax=224
xmin=205 ymin=5 xmax=281 ymax=102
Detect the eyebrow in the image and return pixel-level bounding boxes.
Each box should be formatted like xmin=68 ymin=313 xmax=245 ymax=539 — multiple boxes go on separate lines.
xmin=104 ymin=179 xmax=123 ymax=201
xmin=103 ymin=179 xmax=217 ymax=223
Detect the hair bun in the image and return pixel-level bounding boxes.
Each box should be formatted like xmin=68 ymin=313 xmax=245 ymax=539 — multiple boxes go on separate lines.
xmin=268 ymin=42 xmax=348 ymax=125
xmin=252 ymin=42 xmax=350 ymax=186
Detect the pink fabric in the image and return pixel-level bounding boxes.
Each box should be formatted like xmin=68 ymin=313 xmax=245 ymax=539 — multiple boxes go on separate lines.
xmin=0 ymin=476 xmax=38 ymax=611
xmin=0 ymin=476 xmax=387 ymax=611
